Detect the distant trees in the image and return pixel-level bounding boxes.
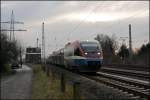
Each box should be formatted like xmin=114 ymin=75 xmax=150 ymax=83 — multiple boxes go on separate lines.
xmin=94 ymin=34 xmax=149 ymax=66
xmin=117 ymin=44 xmax=129 ymax=64
xmin=95 ymin=34 xmax=119 ymax=64
xmin=117 ymin=42 xmax=149 ymax=65
xmin=138 ymin=43 xmax=150 ymax=56
xmin=133 ymin=43 xmax=150 ymax=65
xmin=0 ymin=32 xmax=20 ymax=72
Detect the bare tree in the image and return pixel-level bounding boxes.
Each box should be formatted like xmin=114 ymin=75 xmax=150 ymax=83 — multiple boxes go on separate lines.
xmin=95 ymin=34 xmax=118 ymax=64
xmin=118 ymin=44 xmax=129 ymax=64
xmin=0 ymin=32 xmax=20 ymax=72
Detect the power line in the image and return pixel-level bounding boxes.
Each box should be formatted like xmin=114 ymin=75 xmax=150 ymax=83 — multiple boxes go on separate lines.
xmin=103 ymin=8 xmax=147 ymax=31
xmin=66 ymin=2 xmax=102 ymax=42
xmin=85 ymin=8 xmax=147 ymax=40
xmin=65 ymin=3 xmax=147 ymax=42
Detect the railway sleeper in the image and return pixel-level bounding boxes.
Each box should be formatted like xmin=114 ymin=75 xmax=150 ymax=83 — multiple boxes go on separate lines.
xmin=97 ymin=72 xmax=150 ymax=89
xmin=90 ymin=77 xmax=150 ymax=99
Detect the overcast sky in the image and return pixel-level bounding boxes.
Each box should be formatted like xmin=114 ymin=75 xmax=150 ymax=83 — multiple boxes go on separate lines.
xmin=1 ymin=1 xmax=149 ymax=56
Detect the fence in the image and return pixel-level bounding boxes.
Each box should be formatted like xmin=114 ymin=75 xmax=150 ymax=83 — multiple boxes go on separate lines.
xmin=45 ymin=64 xmax=81 ymax=99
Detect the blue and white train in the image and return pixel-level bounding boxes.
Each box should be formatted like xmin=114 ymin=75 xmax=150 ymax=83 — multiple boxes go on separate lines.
xmin=47 ymin=40 xmax=103 ymax=72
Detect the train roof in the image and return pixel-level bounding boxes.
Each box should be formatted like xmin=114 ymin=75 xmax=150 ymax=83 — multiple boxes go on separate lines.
xmin=49 ymin=40 xmax=100 ymax=57
xmin=79 ymin=40 xmax=99 ymax=43
xmin=51 ymin=48 xmax=64 ymax=55
xmin=65 ymin=40 xmax=99 ymax=46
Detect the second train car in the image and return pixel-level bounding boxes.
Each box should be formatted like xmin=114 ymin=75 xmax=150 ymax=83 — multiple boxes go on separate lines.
xmin=48 ymin=40 xmax=103 ymax=72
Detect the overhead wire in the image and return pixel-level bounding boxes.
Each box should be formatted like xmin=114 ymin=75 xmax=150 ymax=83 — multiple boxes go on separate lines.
xmin=67 ymin=3 xmax=146 ymax=41
xmin=66 ymin=2 xmax=130 ymax=42
xmin=53 ymin=2 xmax=148 ymax=50
xmin=85 ymin=8 xmax=148 ymax=40
xmin=66 ymin=2 xmax=101 ymax=42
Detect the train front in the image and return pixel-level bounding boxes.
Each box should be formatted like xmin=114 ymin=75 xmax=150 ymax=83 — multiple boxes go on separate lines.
xmin=75 ymin=41 xmax=103 ymax=72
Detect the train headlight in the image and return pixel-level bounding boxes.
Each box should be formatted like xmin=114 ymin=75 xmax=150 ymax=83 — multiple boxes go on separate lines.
xmin=85 ymin=52 xmax=88 ymax=55
xmin=97 ymin=52 xmax=100 ymax=55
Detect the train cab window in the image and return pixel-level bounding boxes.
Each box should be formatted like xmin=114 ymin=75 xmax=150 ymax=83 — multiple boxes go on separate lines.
xmin=74 ymin=48 xmax=80 ymax=56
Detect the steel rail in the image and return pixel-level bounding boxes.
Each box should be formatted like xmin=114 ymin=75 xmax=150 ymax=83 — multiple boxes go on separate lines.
xmin=84 ymin=75 xmax=150 ymax=99
xmin=97 ymin=72 xmax=150 ymax=89
xmin=103 ymin=64 xmax=149 ymax=72
xmin=100 ymin=68 xmax=150 ymax=79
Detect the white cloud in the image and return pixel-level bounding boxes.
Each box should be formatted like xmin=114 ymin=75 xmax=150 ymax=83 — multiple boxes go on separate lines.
xmin=1 ymin=1 xmax=149 ymax=55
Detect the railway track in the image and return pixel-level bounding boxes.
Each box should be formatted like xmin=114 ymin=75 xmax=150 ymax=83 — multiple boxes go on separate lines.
xmin=49 ymin=64 xmax=150 ymax=99
xmin=103 ymin=64 xmax=149 ymax=72
xmin=100 ymin=67 xmax=150 ymax=80
xmin=82 ymin=72 xmax=150 ymax=100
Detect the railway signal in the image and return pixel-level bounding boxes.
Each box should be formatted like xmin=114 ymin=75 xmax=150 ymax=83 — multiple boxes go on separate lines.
xmin=120 ymin=37 xmax=128 ymax=46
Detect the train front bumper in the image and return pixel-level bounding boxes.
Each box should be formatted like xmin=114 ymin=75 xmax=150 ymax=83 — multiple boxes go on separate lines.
xmin=74 ymin=58 xmax=102 ymax=72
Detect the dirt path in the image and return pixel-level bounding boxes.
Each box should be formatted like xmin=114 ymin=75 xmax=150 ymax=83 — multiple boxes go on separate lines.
xmin=1 ymin=65 xmax=33 ymax=99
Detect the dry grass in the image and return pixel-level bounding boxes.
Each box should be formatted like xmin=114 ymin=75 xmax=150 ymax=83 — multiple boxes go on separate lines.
xmin=31 ymin=64 xmax=74 ymax=99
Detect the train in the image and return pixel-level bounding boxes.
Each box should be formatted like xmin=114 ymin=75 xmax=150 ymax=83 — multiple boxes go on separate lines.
xmin=47 ymin=40 xmax=103 ymax=72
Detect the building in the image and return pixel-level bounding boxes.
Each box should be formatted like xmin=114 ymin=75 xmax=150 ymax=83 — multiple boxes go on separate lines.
xmin=25 ymin=47 xmax=41 ymax=63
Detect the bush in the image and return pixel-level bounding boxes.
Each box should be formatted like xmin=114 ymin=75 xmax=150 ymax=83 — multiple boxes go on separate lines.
xmin=0 ymin=32 xmax=20 ymax=72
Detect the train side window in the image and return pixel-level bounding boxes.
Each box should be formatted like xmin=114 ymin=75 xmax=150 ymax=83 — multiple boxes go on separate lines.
xmin=74 ymin=48 xmax=80 ymax=56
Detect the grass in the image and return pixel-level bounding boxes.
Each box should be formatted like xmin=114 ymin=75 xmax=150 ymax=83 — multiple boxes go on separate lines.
xmin=31 ymin=64 xmax=74 ymax=99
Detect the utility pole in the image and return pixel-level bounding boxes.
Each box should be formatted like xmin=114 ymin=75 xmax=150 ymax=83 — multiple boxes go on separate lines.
xmin=54 ymin=37 xmax=57 ymax=50
xmin=20 ymin=46 xmax=22 ymax=67
xmin=129 ymin=24 xmax=132 ymax=61
xmin=42 ymin=22 xmax=45 ymax=64
xmin=1 ymin=10 xmax=26 ymax=41
xmin=37 ymin=37 xmax=39 ymax=48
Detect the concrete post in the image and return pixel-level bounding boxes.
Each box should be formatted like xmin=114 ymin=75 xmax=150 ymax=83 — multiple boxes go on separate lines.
xmin=73 ymin=82 xmax=80 ymax=100
xmin=61 ymin=73 xmax=66 ymax=92
xmin=46 ymin=65 xmax=49 ymax=76
xmin=51 ymin=69 xmax=55 ymax=80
